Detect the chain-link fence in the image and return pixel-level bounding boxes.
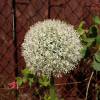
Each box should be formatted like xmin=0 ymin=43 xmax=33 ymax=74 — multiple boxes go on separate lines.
xmin=0 ymin=0 xmax=100 ymax=99
xmin=0 ymin=0 xmax=15 ymax=86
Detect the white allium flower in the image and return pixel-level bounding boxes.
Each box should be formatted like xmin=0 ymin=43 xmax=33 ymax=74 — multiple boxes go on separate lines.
xmin=22 ymin=19 xmax=83 ymax=77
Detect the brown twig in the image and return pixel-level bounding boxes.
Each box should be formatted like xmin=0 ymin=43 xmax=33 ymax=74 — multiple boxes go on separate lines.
xmin=55 ymin=78 xmax=88 ymax=86
xmin=85 ymin=71 xmax=94 ymax=100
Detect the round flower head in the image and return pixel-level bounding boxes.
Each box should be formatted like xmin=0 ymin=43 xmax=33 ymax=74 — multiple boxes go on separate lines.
xmin=22 ymin=19 xmax=83 ymax=77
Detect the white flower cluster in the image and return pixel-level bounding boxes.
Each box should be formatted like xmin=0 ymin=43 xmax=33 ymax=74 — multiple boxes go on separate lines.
xmin=22 ymin=19 xmax=83 ymax=77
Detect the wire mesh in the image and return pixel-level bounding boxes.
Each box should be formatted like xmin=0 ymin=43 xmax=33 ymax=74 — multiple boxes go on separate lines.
xmin=0 ymin=0 xmax=15 ymax=86
xmin=0 ymin=0 xmax=100 ymax=99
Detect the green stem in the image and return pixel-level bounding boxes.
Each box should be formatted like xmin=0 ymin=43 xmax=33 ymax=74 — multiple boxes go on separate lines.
xmin=50 ymin=74 xmax=58 ymax=100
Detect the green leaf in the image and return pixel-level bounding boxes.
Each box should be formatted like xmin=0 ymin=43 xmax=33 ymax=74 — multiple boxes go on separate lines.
xmin=44 ymin=94 xmax=51 ymax=100
xmin=29 ymin=78 xmax=34 ymax=82
xmin=93 ymin=16 xmax=100 ymax=25
xmin=83 ymin=38 xmax=95 ymax=43
xmin=81 ymin=33 xmax=87 ymax=39
xmin=39 ymin=75 xmax=50 ymax=87
xmin=22 ymin=68 xmax=31 ymax=77
xmin=77 ymin=21 xmax=85 ymax=35
xmin=16 ymin=77 xmax=23 ymax=86
xmin=28 ymin=78 xmax=34 ymax=87
xmin=89 ymin=26 xmax=97 ymax=37
xmin=22 ymin=77 xmax=27 ymax=83
xmin=96 ymin=35 xmax=100 ymax=44
xmin=95 ymin=51 xmax=100 ymax=63
xmin=82 ymin=37 xmax=95 ymax=47
xmin=80 ymin=47 xmax=87 ymax=58
xmin=29 ymin=81 xmax=33 ymax=87
xmin=92 ymin=59 xmax=100 ymax=71
xmin=78 ymin=21 xmax=84 ymax=28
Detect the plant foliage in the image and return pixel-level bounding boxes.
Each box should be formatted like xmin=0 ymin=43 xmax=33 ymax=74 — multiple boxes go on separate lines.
xmin=77 ymin=16 xmax=100 ymax=71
